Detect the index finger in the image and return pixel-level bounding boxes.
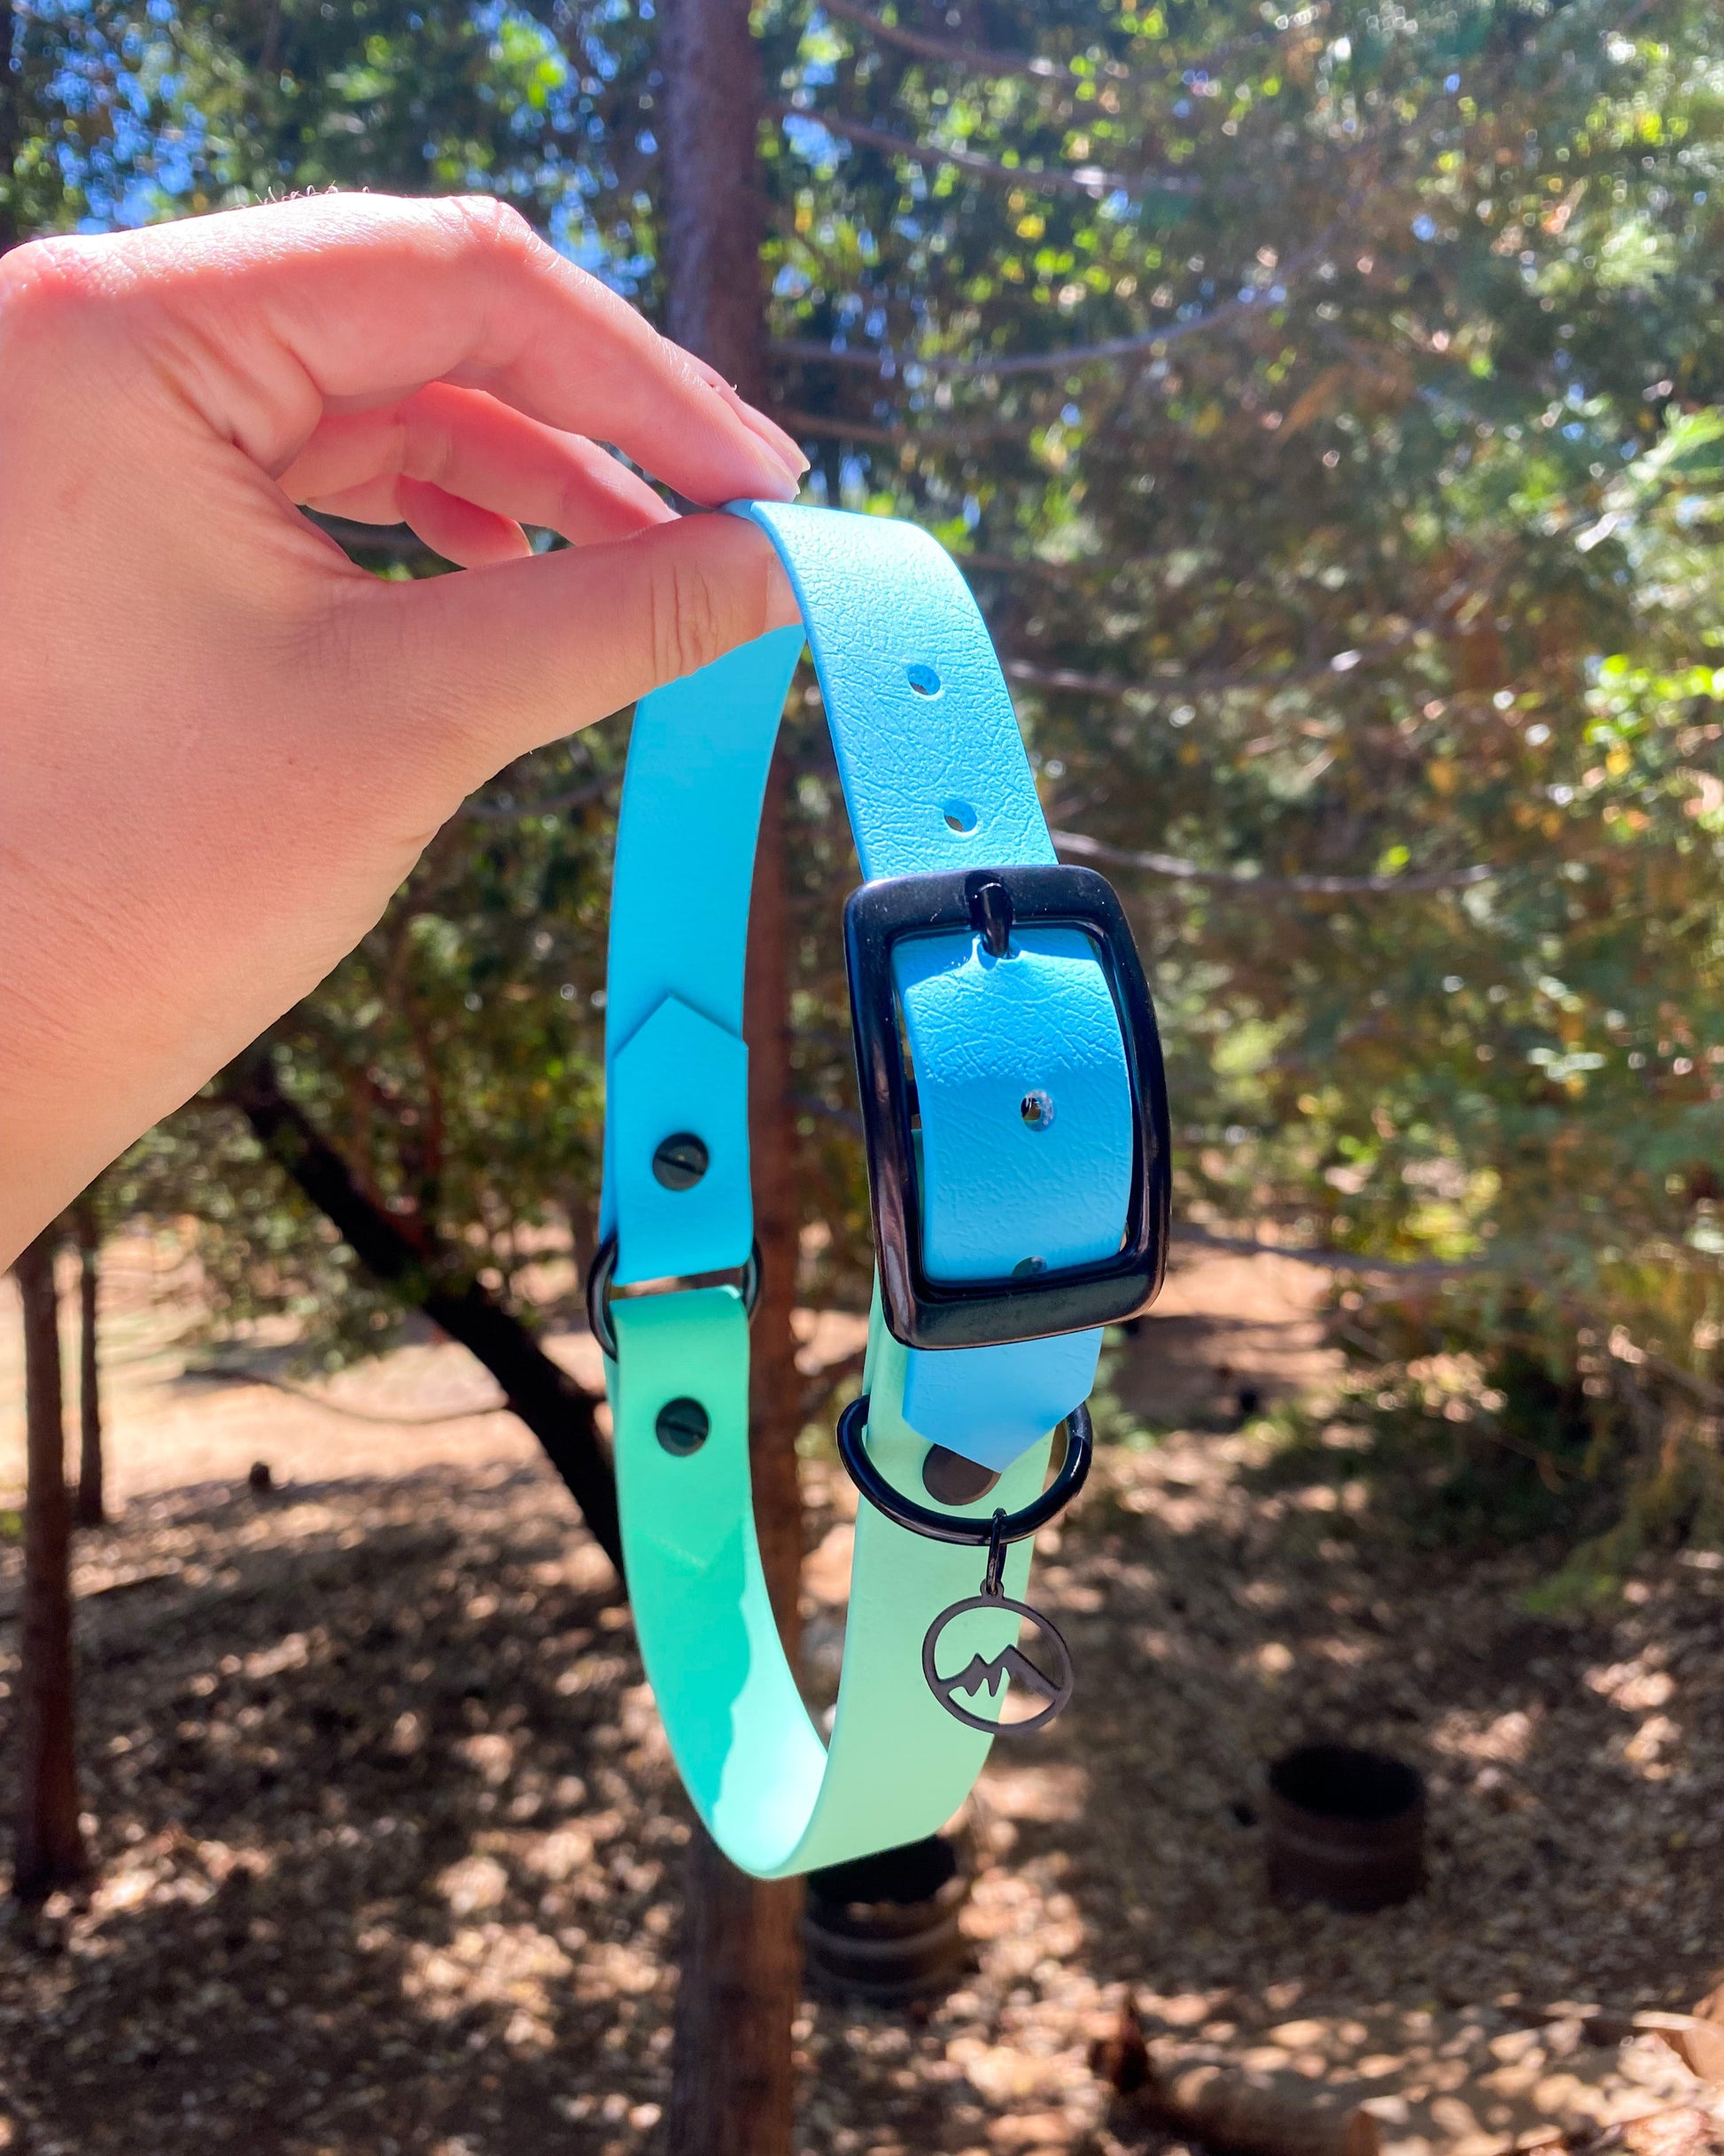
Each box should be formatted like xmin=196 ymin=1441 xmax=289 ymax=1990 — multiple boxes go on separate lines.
xmin=50 ymin=192 xmax=806 ymax=507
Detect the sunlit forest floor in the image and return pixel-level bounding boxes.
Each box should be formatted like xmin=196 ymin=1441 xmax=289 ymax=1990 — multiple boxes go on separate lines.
xmin=2 ymin=1245 xmax=1722 ymax=2156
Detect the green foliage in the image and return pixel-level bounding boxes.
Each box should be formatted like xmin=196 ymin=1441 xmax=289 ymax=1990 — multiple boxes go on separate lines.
xmin=1310 ymin=1278 xmax=1724 ymax=1572
xmin=1248 ymin=1366 xmax=1607 ymax=1560
xmin=11 ymin=0 xmax=652 ymax=261
xmin=759 ymin=0 xmax=1724 ymax=1288
xmin=9 ymin=0 xmax=1724 ymax=1560
xmin=750 ymin=0 xmax=1724 ymax=1557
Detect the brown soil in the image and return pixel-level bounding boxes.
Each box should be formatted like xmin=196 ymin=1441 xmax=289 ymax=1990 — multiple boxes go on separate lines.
xmin=2 ymin=1241 xmax=1720 ymax=2156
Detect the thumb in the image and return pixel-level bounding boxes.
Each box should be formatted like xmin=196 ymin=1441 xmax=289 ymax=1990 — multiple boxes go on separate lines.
xmin=324 ymin=511 xmax=801 ymax=802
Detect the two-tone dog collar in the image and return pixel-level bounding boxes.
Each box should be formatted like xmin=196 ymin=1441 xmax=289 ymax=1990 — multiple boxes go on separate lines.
xmin=589 ymin=502 xmax=1169 ymax=1878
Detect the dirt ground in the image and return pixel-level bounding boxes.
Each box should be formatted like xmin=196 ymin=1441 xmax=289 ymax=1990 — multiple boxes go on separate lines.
xmin=2 ymin=1240 xmax=1722 ymax=2156
xmin=0 ymin=1234 xmax=1335 ymax=1510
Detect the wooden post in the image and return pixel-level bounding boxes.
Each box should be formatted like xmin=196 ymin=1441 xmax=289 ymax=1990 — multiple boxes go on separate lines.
xmin=12 ymin=1225 xmax=89 ymax=1901
xmin=74 ymin=1191 xmax=105 ymax=1529
xmin=657 ymin=1 xmax=805 ymax=2150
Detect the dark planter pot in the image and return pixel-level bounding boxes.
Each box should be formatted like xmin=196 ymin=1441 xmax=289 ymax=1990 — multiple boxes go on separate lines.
xmin=1264 ymin=1742 xmax=1425 ymax=1912
xmin=804 ymin=1833 xmax=973 ymax=2004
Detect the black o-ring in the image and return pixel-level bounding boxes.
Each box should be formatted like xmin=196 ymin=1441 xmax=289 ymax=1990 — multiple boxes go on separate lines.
xmin=585 ymin=1232 xmax=763 ymax=1359
xmin=835 ymin=1394 xmax=1091 ymax=1547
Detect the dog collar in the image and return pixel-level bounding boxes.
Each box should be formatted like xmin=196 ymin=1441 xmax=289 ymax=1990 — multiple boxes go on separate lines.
xmin=590 ymin=502 xmax=1169 ymax=1877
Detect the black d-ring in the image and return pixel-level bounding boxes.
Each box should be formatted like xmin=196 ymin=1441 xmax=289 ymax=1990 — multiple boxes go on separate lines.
xmin=836 ymin=1395 xmax=1091 ymax=1548
xmin=585 ymin=1232 xmax=763 ymax=1359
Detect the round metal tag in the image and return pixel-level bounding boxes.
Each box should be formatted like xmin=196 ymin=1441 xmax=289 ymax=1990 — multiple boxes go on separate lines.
xmin=920 ymin=1594 xmax=1075 ymax=1736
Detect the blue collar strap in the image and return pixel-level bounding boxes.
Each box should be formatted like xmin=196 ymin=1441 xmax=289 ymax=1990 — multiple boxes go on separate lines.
xmin=591 ymin=502 xmax=1169 ymax=1877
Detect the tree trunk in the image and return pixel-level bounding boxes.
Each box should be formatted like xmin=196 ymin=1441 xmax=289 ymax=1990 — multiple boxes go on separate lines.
xmin=658 ymin=2 xmax=806 ymax=2152
xmin=227 ymin=1052 xmax=622 ymax=1574
xmin=12 ymin=1226 xmax=89 ymax=1901
xmin=74 ymin=1192 xmax=105 ymax=1529
xmin=742 ymin=752 xmax=806 ymax=1646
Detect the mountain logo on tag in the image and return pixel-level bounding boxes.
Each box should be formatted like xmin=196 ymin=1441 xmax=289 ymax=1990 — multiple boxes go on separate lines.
xmin=921 ymin=1593 xmax=1075 ymax=1736
xmin=941 ymin=1645 xmax=1063 ymax=1707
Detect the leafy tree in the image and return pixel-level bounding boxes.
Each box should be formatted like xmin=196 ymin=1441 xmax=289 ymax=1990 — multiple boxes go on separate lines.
xmin=746 ymin=0 xmax=1724 ymax=1554
xmin=13 ymin=0 xmax=1724 ymax=1571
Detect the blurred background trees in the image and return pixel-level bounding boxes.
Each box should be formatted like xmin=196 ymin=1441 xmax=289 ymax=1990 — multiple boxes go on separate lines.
xmin=6 ymin=0 xmax=1724 ymax=1581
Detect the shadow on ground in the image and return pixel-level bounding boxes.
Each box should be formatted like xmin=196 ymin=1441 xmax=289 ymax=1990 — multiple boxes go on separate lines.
xmin=1 ymin=1420 xmax=1720 ymax=2156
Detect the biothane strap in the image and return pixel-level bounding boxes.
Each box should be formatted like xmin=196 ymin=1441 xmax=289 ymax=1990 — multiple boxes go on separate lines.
xmin=593 ymin=502 xmax=1139 ymax=1878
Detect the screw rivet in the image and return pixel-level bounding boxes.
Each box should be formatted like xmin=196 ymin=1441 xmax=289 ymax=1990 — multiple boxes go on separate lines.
xmin=656 ymin=1397 xmax=710 ymax=1456
xmin=652 ymin=1132 xmax=710 ymax=1190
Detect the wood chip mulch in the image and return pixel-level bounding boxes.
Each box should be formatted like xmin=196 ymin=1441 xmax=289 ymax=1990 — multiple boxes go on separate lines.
xmin=1 ymin=1419 xmax=1720 ymax=2156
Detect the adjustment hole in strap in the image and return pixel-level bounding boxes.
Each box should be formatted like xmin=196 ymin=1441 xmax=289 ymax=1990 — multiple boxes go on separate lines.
xmin=908 ymin=662 xmax=943 ymax=697
xmin=837 ymin=1395 xmax=1092 ymax=1546
xmin=921 ymin=1445 xmax=1002 ymax=1506
xmin=1020 ymin=1089 xmax=1055 ymax=1130
xmin=942 ymin=798 xmax=978 ymax=836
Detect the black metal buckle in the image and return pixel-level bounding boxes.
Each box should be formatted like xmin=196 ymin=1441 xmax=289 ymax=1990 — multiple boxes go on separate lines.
xmin=585 ymin=1231 xmax=762 ymax=1359
xmin=843 ymin=862 xmax=1170 ymax=1350
xmin=836 ymin=1393 xmax=1089 ymax=1733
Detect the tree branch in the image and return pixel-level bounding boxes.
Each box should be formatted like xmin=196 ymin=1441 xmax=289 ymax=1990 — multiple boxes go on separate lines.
xmin=1178 ymin=1223 xmax=1487 ymax=1277
xmin=816 ymin=0 xmax=1317 ymax=90
xmin=816 ymin=0 xmax=1127 ymax=83
xmin=819 ymin=0 xmax=1120 ymax=83
xmin=1052 ymin=826 xmax=1495 ymax=896
xmin=768 ymin=236 xmax=1330 ymax=380
xmin=1004 ymin=613 xmax=1425 ymax=699
xmin=458 ymin=773 xmax=618 ymax=822
xmin=225 ymin=1050 xmax=622 ymax=1576
xmin=767 ymin=98 xmax=1192 ymax=200
xmin=774 ymin=403 xmax=1033 ymax=448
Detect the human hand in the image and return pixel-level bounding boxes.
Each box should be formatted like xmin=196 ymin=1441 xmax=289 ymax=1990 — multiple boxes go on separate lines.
xmin=0 ymin=193 xmax=805 ymax=1263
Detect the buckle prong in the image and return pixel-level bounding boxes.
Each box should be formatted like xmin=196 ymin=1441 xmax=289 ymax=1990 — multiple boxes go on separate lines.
xmin=967 ymin=873 xmax=1014 ymax=958
xmin=843 ymin=861 xmax=1171 ymax=1350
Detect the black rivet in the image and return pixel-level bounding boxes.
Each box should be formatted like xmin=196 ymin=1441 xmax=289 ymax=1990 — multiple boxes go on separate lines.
xmin=656 ymin=1397 xmax=710 ymax=1456
xmin=920 ymin=1444 xmax=1001 ymax=1505
xmin=652 ymin=1132 xmax=710 ymax=1190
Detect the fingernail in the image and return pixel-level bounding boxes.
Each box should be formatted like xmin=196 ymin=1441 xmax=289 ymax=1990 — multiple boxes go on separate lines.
xmin=745 ymin=406 xmax=812 ymax=478
xmin=757 ymin=449 xmax=807 ymax=502
xmin=708 ymin=370 xmax=810 ymax=479
xmin=739 ymin=413 xmax=809 ymax=494
xmin=682 ymin=349 xmax=810 ymax=492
